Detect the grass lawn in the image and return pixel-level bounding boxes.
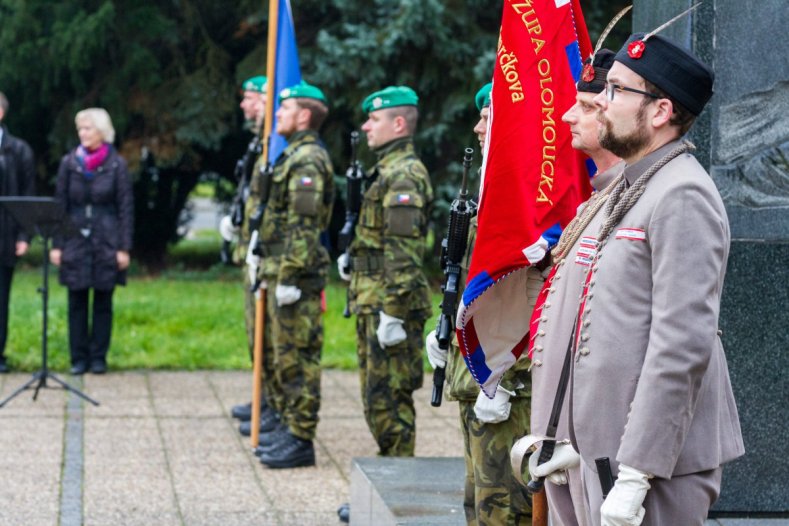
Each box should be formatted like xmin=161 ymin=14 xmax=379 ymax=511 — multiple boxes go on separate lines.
xmin=4 ymin=265 xmax=441 ymax=373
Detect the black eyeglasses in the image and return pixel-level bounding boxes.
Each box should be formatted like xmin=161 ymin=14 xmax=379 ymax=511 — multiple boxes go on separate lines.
xmin=605 ymin=82 xmax=660 ymax=102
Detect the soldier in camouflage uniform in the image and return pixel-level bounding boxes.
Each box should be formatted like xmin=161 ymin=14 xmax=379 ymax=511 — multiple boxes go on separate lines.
xmin=253 ymin=82 xmax=335 ymax=469
xmin=226 ymin=76 xmax=281 ymax=428
xmin=338 ymin=86 xmax=433 ymax=457
xmin=425 ymin=84 xmax=539 ymax=525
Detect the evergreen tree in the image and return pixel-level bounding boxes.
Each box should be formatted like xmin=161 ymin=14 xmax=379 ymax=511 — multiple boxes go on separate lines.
xmin=0 ymin=0 xmax=629 ymax=268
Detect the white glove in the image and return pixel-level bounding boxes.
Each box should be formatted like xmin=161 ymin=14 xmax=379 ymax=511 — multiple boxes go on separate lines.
xmin=473 ymin=385 xmax=515 ymax=423
xmin=376 ymin=311 xmax=407 ymax=348
xmin=600 ymin=464 xmax=652 ymax=526
xmin=275 ymin=284 xmax=302 ymax=306
xmin=425 ymin=330 xmax=447 ymax=369
xmin=245 ymin=231 xmax=261 ymax=285
xmin=337 ymin=253 xmax=351 ymax=281
xmin=528 ymin=441 xmax=581 ymax=485
xmin=219 ymin=215 xmax=238 ymax=242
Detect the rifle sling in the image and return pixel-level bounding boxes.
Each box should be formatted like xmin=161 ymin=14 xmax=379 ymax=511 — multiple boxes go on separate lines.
xmin=544 ymin=315 xmax=578 ymax=443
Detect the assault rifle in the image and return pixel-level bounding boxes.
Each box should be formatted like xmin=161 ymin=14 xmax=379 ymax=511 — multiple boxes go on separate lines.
xmin=231 ymin=133 xmax=264 ymax=227
xmin=338 ymin=131 xmax=364 ymax=318
xmin=432 ymin=148 xmax=476 ymax=407
xmin=221 ymin=131 xmax=263 ymax=263
xmin=248 ymin=143 xmax=274 ymax=294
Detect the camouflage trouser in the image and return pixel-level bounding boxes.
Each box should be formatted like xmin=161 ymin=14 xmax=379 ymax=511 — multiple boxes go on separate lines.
xmin=242 ymin=268 xmax=282 ymax=413
xmin=243 ymin=268 xmax=256 ymax=360
xmin=269 ymin=285 xmax=323 ymax=440
xmin=356 ymin=313 xmax=425 ymax=457
xmin=460 ymin=399 xmax=532 ymax=526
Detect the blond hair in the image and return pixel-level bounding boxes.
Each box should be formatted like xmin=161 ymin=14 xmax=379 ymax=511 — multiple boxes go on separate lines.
xmin=75 ymin=108 xmax=116 ymax=144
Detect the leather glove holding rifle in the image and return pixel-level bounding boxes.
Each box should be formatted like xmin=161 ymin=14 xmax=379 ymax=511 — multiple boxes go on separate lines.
xmin=376 ymin=312 xmax=407 ymax=348
xmin=338 ymin=131 xmax=365 ymax=316
xmin=600 ymin=464 xmax=652 ymax=526
xmin=528 ymin=440 xmax=581 ymax=485
xmin=431 ymin=148 xmax=476 ymax=407
xmin=337 ymin=253 xmax=351 ymax=282
xmin=473 ymin=385 xmax=515 ymax=423
xmin=424 ymin=329 xmax=446 ymax=369
xmin=275 ymin=284 xmax=302 ymax=306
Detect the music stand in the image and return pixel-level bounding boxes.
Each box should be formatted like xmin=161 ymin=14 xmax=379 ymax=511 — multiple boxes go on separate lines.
xmin=0 ymin=197 xmax=99 ymax=407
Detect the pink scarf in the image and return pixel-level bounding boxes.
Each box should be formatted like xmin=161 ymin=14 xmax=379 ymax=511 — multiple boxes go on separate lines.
xmin=77 ymin=143 xmax=110 ymax=176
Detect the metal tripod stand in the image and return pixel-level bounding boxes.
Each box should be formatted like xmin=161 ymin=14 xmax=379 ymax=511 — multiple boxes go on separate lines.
xmin=0 ymin=197 xmax=99 ymax=408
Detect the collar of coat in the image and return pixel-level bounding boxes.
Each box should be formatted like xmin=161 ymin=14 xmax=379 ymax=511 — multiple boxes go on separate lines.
xmin=373 ymin=136 xmax=414 ymax=161
xmin=623 ymin=139 xmax=683 ymax=186
xmin=284 ymin=130 xmax=320 ymax=150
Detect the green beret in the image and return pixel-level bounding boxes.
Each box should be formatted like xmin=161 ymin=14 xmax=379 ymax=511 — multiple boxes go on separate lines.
xmin=475 ymin=82 xmax=492 ymax=111
xmin=361 ymin=86 xmax=418 ymax=114
xmin=241 ymin=76 xmax=267 ymax=93
xmin=279 ymin=81 xmax=328 ymax=104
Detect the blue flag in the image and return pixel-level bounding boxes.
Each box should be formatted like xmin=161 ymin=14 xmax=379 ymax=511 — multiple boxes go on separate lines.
xmin=269 ymin=0 xmax=302 ymax=163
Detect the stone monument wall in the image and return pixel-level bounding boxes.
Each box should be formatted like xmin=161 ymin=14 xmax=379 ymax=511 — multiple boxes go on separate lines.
xmin=633 ymin=0 xmax=788 ymax=515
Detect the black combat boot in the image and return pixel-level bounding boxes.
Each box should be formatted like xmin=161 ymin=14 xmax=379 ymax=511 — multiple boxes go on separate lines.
xmin=337 ymin=502 xmax=350 ymax=523
xmin=238 ymin=407 xmax=279 ymax=436
xmin=259 ymin=432 xmax=315 ymax=469
xmin=253 ymin=423 xmax=289 ymax=457
xmin=231 ymin=402 xmax=252 ymax=421
xmin=231 ymin=398 xmax=269 ymax=421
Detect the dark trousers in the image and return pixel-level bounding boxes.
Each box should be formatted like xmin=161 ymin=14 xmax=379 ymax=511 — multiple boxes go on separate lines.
xmin=68 ymin=288 xmax=114 ymax=366
xmin=0 ymin=265 xmax=14 ymax=361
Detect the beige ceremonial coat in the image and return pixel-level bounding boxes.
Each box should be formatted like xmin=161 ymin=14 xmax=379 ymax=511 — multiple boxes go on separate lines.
xmin=570 ymin=141 xmax=744 ymax=485
xmin=530 ymin=162 xmax=624 ymax=526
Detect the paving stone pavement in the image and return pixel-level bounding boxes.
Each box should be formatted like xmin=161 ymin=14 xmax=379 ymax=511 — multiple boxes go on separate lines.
xmin=0 ymin=369 xmax=464 ymax=526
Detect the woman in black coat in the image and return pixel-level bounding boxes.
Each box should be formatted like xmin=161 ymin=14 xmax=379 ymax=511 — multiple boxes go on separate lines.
xmin=49 ymin=108 xmax=133 ymax=375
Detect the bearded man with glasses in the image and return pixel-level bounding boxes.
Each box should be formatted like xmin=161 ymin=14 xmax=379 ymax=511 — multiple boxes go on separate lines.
xmin=561 ymin=32 xmax=745 ymax=526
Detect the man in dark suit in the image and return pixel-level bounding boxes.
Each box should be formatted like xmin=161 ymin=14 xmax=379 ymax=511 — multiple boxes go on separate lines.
xmin=0 ymin=91 xmax=36 ymax=373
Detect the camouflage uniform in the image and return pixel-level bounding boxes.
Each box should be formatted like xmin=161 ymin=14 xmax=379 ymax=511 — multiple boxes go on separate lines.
xmin=444 ymin=215 xmax=535 ymax=525
xmin=240 ymin=154 xmax=282 ymax=413
xmin=258 ymin=130 xmax=334 ymax=440
xmin=349 ymin=137 xmax=433 ymax=456
xmin=239 ymin=154 xmax=264 ymax=353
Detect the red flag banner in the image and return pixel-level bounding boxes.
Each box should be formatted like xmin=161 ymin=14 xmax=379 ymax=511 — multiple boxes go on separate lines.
xmin=458 ymin=0 xmax=593 ymax=397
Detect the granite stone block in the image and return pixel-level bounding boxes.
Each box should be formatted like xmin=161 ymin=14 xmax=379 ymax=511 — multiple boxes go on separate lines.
xmin=350 ymin=457 xmax=466 ymax=526
xmin=633 ymin=1 xmax=788 ymax=514
xmin=713 ymin=242 xmax=789 ymax=513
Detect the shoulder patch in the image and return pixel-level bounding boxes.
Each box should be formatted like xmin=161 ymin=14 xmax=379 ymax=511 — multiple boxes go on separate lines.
xmin=389 ymin=179 xmax=417 ymax=192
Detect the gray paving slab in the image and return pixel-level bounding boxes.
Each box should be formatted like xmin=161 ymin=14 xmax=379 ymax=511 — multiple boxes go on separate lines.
xmin=85 ymin=396 xmax=156 ymax=417
xmin=82 ymin=371 xmax=150 ymax=399
xmin=85 ymin=511 xmax=182 ymax=526
xmin=152 ymin=395 xmax=226 ymax=417
xmin=182 ymin=510 xmax=275 ymax=526
xmin=0 ymin=369 xmax=776 ymax=525
xmin=0 ymin=473 xmax=60 ymax=526
xmin=0 ymin=372 xmax=68 ymax=416
xmin=84 ymin=461 xmax=177 ymax=507
xmin=148 ymin=371 xmax=215 ymax=397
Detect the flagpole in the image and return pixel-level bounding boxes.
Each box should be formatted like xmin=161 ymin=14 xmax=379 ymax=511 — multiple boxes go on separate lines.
xmin=250 ymin=0 xmax=279 ymax=451
xmin=262 ymin=0 xmax=279 ymax=162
